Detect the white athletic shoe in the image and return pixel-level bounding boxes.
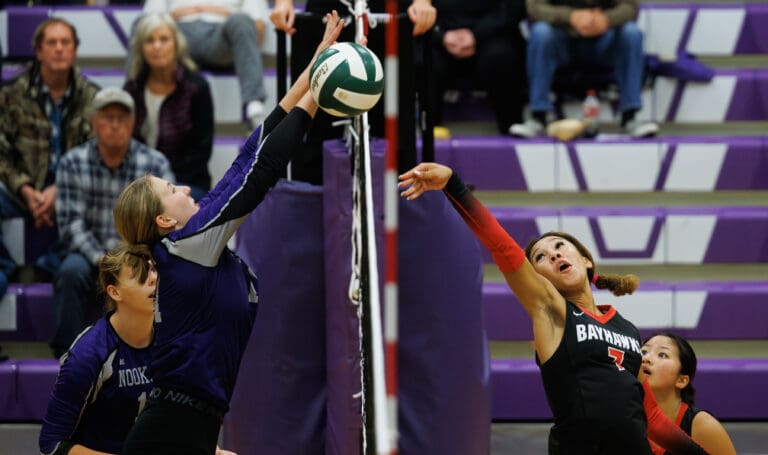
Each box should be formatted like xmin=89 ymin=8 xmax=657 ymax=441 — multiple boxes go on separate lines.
xmin=624 ymin=119 xmax=659 ymax=138
xmin=246 ymin=100 xmax=265 ymax=129
xmin=509 ymin=119 xmax=545 ymax=138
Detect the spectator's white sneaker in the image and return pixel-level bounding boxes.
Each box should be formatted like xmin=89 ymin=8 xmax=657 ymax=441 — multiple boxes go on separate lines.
xmin=624 ymin=119 xmax=659 ymax=138
xmin=509 ymin=119 xmax=545 ymax=138
xmin=246 ymin=100 xmax=265 ymax=129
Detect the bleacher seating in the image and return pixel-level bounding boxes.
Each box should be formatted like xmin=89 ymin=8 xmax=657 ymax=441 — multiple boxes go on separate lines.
xmin=0 ymin=2 xmax=766 ymax=430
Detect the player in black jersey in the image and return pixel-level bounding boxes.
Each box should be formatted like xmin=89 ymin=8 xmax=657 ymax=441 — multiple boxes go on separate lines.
xmin=642 ymin=333 xmax=736 ymax=455
xmin=399 ymin=162 xmax=709 ymax=455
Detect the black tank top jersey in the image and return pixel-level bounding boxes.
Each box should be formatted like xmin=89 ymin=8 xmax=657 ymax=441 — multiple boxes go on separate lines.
xmin=537 ymin=301 xmax=652 ymax=455
xmin=662 ymin=403 xmax=702 ymax=455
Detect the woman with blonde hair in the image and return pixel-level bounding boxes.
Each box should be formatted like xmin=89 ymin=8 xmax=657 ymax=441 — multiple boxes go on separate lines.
xmin=39 ymin=244 xmax=156 ymax=455
xmin=124 ymin=12 xmax=213 ymax=201
xmin=115 ymin=12 xmax=345 ymax=455
xmin=399 ymin=162 xmax=709 ymax=454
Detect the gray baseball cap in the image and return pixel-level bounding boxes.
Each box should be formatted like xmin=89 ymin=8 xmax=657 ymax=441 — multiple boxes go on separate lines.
xmin=91 ymin=87 xmax=135 ymax=113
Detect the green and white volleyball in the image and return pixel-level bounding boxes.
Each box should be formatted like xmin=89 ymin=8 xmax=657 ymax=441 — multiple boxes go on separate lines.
xmin=309 ymin=42 xmax=384 ymax=117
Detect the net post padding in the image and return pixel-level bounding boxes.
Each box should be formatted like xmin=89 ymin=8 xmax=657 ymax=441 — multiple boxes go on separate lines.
xmin=227 ymin=180 xmax=327 ymax=453
xmin=324 ymin=140 xmax=491 ymax=455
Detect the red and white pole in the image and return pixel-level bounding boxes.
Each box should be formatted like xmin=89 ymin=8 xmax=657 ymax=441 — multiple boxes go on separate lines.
xmin=383 ymin=1 xmax=399 ymax=454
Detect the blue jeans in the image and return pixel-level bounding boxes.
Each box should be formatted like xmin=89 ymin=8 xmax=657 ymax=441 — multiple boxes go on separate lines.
xmin=526 ymin=21 xmax=645 ymax=114
xmin=50 ymin=252 xmax=98 ymax=358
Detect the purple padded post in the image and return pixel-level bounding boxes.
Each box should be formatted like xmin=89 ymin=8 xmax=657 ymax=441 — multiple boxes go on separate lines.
xmin=16 ymin=359 xmax=59 ymax=421
xmin=227 ymin=180 xmax=327 ymax=454
xmin=323 ymin=139 xmax=491 ymax=455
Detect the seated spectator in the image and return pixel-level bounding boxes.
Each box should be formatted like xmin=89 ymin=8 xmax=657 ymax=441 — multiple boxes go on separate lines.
xmin=431 ymin=0 xmax=527 ymax=135
xmin=52 ymin=87 xmax=174 ymax=358
xmin=142 ymin=0 xmax=269 ymax=128
xmin=0 ymin=18 xmax=99 ymax=292
xmin=124 ymin=12 xmax=214 ymax=201
xmin=509 ymin=0 xmax=659 ymax=139
xmin=642 ymin=333 xmax=737 ymax=455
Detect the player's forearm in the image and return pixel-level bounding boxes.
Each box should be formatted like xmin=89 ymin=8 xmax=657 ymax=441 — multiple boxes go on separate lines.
xmin=643 ymin=381 xmax=709 ymax=454
xmin=443 ymin=172 xmax=525 ymax=273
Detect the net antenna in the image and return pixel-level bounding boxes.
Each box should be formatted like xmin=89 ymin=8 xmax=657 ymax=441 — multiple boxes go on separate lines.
xmin=341 ymin=0 xmax=399 ymax=453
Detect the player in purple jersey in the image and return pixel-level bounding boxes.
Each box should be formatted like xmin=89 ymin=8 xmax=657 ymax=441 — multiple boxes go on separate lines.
xmin=399 ymin=162 xmax=709 ymax=454
xmin=642 ymin=333 xmax=736 ymax=455
xmin=111 ymin=11 xmax=345 ymax=455
xmin=39 ymin=244 xmax=155 ymax=455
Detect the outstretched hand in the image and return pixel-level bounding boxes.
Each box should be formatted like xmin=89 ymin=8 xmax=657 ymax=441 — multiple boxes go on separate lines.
xmin=398 ymin=162 xmax=453 ymax=200
xmin=311 ymin=11 xmax=345 ymax=64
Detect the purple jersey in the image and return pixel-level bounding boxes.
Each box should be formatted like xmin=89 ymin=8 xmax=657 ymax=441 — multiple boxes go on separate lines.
xmin=39 ymin=314 xmax=152 ymax=455
xmin=148 ymin=107 xmax=311 ymax=410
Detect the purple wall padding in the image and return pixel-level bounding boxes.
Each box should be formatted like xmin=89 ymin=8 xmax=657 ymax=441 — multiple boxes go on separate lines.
xmin=227 ymin=180 xmax=327 ymax=454
xmin=323 ymin=139 xmax=491 ymax=454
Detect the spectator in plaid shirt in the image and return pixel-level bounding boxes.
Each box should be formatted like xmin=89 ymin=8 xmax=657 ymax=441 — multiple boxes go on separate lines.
xmin=52 ymin=87 xmax=174 ymax=358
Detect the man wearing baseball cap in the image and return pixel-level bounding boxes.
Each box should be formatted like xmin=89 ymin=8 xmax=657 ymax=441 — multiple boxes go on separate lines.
xmin=50 ymin=87 xmax=176 ymax=358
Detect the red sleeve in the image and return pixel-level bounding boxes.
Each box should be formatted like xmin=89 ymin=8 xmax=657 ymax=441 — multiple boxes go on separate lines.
xmin=643 ymin=381 xmax=709 ymax=455
xmin=443 ymin=173 xmax=525 ymax=273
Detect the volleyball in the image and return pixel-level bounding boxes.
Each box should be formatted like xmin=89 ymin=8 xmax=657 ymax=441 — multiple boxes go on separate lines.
xmin=309 ymin=42 xmax=384 ymax=117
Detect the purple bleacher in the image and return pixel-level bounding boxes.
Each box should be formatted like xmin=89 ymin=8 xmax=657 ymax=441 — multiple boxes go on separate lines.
xmin=482 ymin=206 xmax=768 ymax=264
xmin=3 ymin=6 xmax=134 ymax=60
xmin=3 ymin=356 xmax=768 ymax=422
xmin=15 ymin=359 xmax=58 ymax=421
xmin=0 ymin=284 xmax=55 ymax=342
xmin=435 ymin=136 xmax=768 ymax=192
xmin=491 ymin=357 xmax=768 ymax=421
xmin=0 ymin=361 xmax=18 ymax=420
xmin=3 ymin=4 xmax=767 ymax=59
xmin=483 ymin=281 xmax=768 ymax=341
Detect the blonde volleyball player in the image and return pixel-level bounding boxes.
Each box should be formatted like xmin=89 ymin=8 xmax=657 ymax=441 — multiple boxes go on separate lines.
xmin=113 ymin=11 xmax=345 ymax=455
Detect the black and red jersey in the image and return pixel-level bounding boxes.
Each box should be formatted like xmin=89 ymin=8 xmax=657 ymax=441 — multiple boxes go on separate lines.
xmin=538 ymin=300 xmax=652 ymax=454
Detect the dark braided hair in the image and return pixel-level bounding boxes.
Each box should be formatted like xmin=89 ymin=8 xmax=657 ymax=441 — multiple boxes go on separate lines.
xmin=524 ymin=231 xmax=639 ymax=296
